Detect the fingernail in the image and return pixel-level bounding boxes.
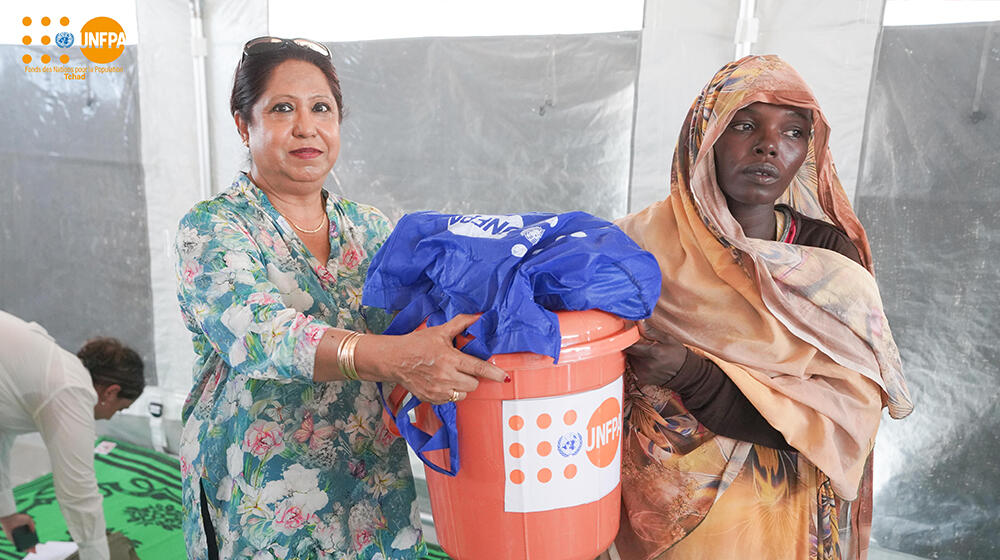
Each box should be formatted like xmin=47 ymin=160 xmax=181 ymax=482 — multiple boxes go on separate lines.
xmin=504 ymin=375 xmax=511 ymax=383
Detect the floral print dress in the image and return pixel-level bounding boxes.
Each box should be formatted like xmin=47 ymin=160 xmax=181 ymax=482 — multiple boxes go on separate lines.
xmin=175 ymin=174 xmax=426 ymax=560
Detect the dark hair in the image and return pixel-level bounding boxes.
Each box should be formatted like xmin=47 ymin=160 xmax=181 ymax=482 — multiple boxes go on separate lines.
xmin=77 ymin=337 xmax=145 ymax=400
xmin=230 ymin=43 xmax=344 ymax=127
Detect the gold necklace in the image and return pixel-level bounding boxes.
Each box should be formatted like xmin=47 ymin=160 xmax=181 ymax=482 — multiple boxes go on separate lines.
xmin=247 ymin=171 xmax=328 ymax=234
xmin=286 ymin=214 xmax=327 ymax=234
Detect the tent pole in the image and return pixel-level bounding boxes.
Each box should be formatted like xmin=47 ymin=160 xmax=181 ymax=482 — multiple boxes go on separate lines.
xmin=734 ymin=0 xmax=759 ymax=59
xmin=190 ymin=0 xmax=213 ymax=200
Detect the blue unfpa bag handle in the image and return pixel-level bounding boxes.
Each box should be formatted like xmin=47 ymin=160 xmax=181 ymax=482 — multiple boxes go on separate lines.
xmin=378 ymin=383 xmax=460 ymax=476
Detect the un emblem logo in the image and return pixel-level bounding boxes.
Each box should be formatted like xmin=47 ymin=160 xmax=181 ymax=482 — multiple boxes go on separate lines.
xmin=55 ymin=32 xmax=74 ymax=48
xmin=557 ymin=431 xmax=583 ymax=457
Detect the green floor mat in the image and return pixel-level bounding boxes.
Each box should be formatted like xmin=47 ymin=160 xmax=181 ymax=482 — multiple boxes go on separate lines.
xmin=424 ymin=544 xmax=452 ymax=559
xmin=0 ymin=438 xmax=183 ymax=560
xmin=0 ymin=437 xmax=456 ymax=559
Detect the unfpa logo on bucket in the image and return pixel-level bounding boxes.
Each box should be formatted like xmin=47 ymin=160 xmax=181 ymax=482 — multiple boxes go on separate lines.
xmin=80 ymin=17 xmax=125 ymax=63
xmin=585 ymin=397 xmax=621 ymax=469
xmin=502 ymin=377 xmax=623 ymax=513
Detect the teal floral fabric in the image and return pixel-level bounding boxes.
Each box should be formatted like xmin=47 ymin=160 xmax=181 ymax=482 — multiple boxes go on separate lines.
xmin=174 ymin=174 xmax=425 ymax=560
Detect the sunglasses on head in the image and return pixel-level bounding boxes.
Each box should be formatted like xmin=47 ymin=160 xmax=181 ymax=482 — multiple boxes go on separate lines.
xmin=241 ymin=36 xmax=331 ymax=61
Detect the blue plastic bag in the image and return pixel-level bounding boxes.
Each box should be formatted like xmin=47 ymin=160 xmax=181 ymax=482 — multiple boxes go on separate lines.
xmin=363 ymin=211 xmax=661 ymax=361
xmin=378 ymin=384 xmax=460 ymax=476
xmin=364 ymin=211 xmax=661 ymax=476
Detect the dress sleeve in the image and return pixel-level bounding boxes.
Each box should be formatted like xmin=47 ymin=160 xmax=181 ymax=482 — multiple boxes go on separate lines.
xmin=175 ymin=207 xmax=331 ymax=381
xmin=355 ymin=204 xmax=395 ymax=335
xmin=35 ymin=388 xmax=109 ymax=560
xmin=830 ymin=231 xmax=863 ymax=266
xmin=665 ymin=351 xmax=793 ymax=450
xmin=791 ymin=210 xmax=865 ymax=267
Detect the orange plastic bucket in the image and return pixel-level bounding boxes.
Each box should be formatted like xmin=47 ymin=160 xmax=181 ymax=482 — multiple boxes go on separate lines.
xmin=400 ymin=309 xmax=637 ymax=560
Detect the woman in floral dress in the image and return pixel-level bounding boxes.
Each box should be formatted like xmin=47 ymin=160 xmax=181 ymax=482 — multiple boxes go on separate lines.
xmin=174 ymin=37 xmax=507 ymax=560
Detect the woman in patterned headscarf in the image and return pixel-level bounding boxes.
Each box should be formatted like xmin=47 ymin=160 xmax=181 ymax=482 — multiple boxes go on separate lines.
xmin=611 ymin=55 xmax=913 ymax=559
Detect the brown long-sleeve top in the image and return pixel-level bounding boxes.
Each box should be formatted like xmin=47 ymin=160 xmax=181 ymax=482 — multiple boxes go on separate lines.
xmin=664 ymin=205 xmax=864 ymax=450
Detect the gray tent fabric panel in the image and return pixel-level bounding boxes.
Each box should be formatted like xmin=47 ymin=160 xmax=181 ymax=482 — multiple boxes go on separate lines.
xmin=326 ymin=33 xmax=639 ymax=222
xmin=857 ymin=24 xmax=1000 ymax=559
xmin=0 ymin=46 xmax=156 ymax=385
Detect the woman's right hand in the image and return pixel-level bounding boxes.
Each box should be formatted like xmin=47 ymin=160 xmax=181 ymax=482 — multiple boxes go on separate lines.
xmin=625 ymin=320 xmax=689 ymax=386
xmin=355 ymin=314 xmax=508 ymax=404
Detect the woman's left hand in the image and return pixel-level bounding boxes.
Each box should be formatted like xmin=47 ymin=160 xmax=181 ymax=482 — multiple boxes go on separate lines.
xmin=354 ymin=314 xmax=508 ymax=404
xmin=625 ymin=320 xmax=689 ymax=386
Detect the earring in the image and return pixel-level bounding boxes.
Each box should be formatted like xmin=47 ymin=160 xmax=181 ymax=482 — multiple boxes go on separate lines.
xmin=242 ymin=137 xmax=249 ymax=147
xmin=100 ymin=401 xmax=106 ymax=405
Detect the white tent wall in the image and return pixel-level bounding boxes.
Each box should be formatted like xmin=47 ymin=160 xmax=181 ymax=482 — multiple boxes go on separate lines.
xmin=119 ymin=0 xmax=205 ymax=452
xmin=628 ymin=0 xmax=741 ymax=212
xmin=323 ymin=33 xmax=639 ymax=222
xmin=102 ymin=0 xmax=268 ymax=452
xmin=629 ymin=0 xmax=883 ymax=211
xmin=857 ymin=21 xmax=1000 ymax=558
xmin=202 ymin=0 xmax=268 ymax=196
xmin=753 ymin=0 xmax=884 ymax=205
xmin=1 ymin=39 xmax=159 ymax=449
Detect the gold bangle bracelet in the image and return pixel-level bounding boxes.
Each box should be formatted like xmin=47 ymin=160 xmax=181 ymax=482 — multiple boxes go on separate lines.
xmin=344 ymin=332 xmax=361 ymax=381
xmin=345 ymin=332 xmax=363 ymax=380
xmin=337 ymin=331 xmax=362 ymax=380
xmin=336 ymin=333 xmax=349 ymax=378
xmin=339 ymin=332 xmax=358 ymax=380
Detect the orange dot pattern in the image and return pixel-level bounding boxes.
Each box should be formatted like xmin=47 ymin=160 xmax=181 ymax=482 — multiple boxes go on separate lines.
xmin=536 ymin=441 xmax=552 ymax=457
xmin=509 ymin=470 xmax=525 ymax=484
xmin=537 ymin=468 xmax=552 ymax=483
xmin=507 ymin=409 xmax=588 ymax=485
xmin=504 ymin=388 xmax=623 ymax=506
xmin=564 ymin=464 xmax=577 ymax=479
xmin=22 ymin=15 xmax=73 ymax=66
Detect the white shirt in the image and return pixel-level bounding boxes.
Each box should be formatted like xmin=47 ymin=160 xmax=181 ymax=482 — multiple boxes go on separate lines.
xmin=0 ymin=311 xmax=109 ymax=560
